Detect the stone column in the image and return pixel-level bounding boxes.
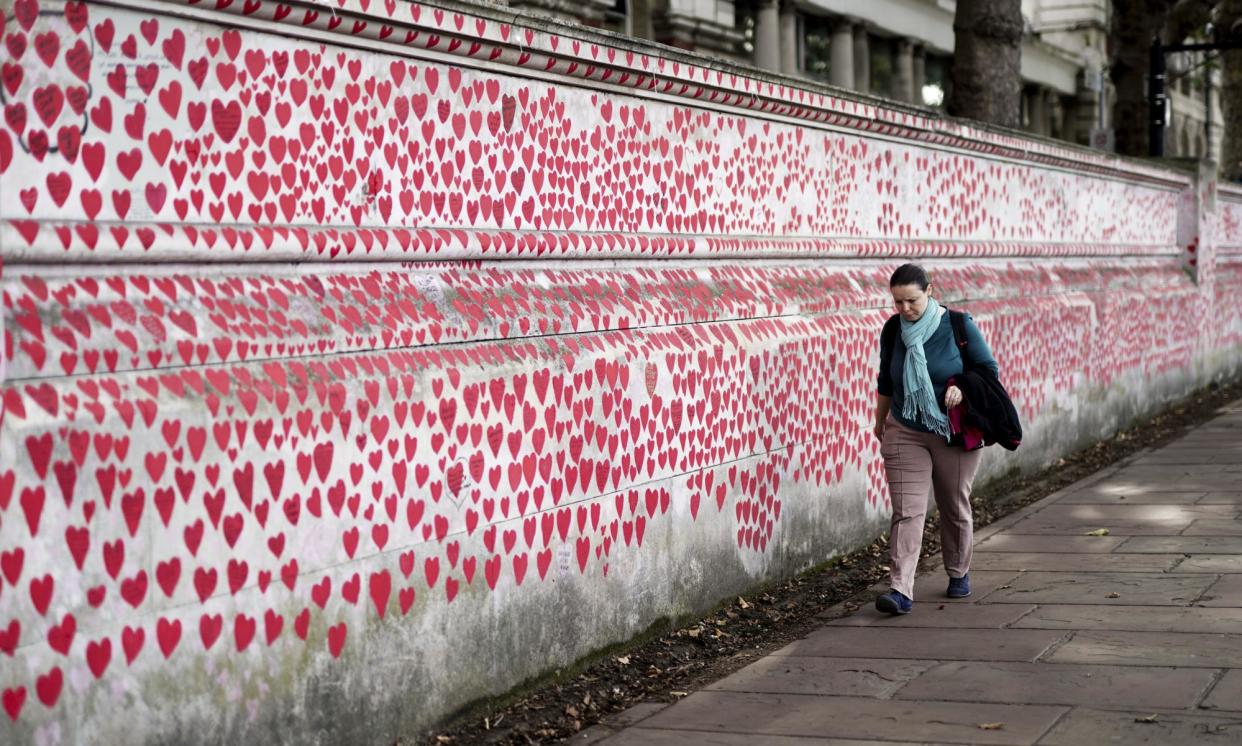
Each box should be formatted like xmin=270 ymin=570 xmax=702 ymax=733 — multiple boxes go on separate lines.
xmin=829 ymin=18 xmax=854 ymax=89
xmin=894 ymin=38 xmax=915 ymax=103
xmin=779 ymin=1 xmax=799 ymax=75
xmin=628 ymin=0 xmax=654 ymax=40
xmin=852 ymin=23 xmax=870 ymax=94
xmin=754 ymin=0 xmax=781 ymax=71
xmin=912 ymin=44 xmax=926 ymax=105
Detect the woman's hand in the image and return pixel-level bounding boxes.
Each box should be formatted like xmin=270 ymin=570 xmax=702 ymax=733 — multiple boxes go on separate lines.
xmin=944 ymin=385 xmax=963 ymax=409
xmin=874 ymin=394 xmax=891 ymax=442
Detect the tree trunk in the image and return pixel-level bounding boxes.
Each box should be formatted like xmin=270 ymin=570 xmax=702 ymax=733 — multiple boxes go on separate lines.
xmin=948 ymin=0 xmax=1024 ymax=128
xmin=1109 ymin=0 xmax=1176 ymax=156
xmin=1219 ymin=0 xmax=1242 ymax=180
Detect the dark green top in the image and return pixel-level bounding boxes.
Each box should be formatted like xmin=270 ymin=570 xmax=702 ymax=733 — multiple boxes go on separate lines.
xmin=877 ymin=312 xmax=999 ymax=434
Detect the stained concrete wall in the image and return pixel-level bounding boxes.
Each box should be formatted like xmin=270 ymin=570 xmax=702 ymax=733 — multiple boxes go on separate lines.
xmin=0 ymin=0 xmax=1239 ymax=743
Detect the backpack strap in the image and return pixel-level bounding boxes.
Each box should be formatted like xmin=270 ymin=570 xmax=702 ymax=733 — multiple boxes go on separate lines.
xmin=880 ymin=314 xmax=900 ymax=381
xmin=948 ymin=309 xmax=970 ymax=371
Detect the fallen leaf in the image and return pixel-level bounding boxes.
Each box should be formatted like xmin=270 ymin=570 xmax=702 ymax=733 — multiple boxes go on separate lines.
xmin=1135 ymin=714 xmax=1160 ymax=724
xmin=1106 ymin=592 xmax=1121 ymax=599
xmin=978 ymin=723 xmax=1005 ymax=730
xmin=616 ymin=656 xmax=630 ymax=666
xmin=738 ymin=596 xmax=751 ymax=609
xmin=1085 ymin=528 xmax=1111 ymax=536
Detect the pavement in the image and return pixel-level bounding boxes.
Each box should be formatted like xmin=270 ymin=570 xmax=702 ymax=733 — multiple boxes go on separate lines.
xmin=589 ymin=398 xmax=1242 ymax=745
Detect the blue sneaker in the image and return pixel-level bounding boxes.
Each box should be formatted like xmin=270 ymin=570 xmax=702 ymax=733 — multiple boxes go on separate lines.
xmin=947 ymin=574 xmax=971 ymax=599
xmin=875 ymin=589 xmax=913 ymax=615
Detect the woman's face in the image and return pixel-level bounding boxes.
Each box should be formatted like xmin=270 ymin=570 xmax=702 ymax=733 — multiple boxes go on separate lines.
xmin=891 ymin=283 xmax=930 ymax=322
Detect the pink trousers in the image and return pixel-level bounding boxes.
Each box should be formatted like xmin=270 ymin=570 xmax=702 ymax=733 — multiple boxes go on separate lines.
xmin=879 ymin=415 xmax=983 ymax=599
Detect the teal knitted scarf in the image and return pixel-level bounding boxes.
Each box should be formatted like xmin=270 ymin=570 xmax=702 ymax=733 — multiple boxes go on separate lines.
xmin=900 ymin=297 xmax=951 ymax=440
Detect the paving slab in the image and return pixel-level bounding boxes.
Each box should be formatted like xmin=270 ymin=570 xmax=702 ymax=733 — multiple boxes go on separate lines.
xmin=1125 ymin=452 xmax=1242 ymax=465
xmin=775 ymin=627 xmax=1066 ymax=662
xmin=1196 ymin=574 xmax=1242 ymax=607
xmin=1054 ymin=491 xmax=1206 ymax=505
xmin=1181 ymin=518 xmax=1242 ymax=536
xmin=1116 ymin=536 xmax=1242 ymax=553
xmin=1153 ymin=446 xmax=1242 ymax=455
xmin=1108 ymin=479 xmax=1242 ymax=491
xmin=1111 ymin=466 xmax=1242 ymax=478
xmin=973 ymin=534 xmax=1127 ymax=553
xmin=1197 ymin=492 xmax=1242 ymax=504
xmin=704 ymin=656 xmax=932 ymax=697
xmin=1057 ymin=486 xmax=1208 ymax=503
xmin=826 ymin=603 xmax=1037 ymax=629
xmin=1152 ymin=423 xmax=1242 ymax=433
xmin=1158 ymin=425 xmax=1242 ymax=435
xmin=893 ymin=660 xmax=1217 ymax=710
xmin=1036 ymin=707 xmax=1242 ymax=745
xmin=906 ymin=570 xmax=1022 ymax=602
xmin=1002 ymin=518 xmax=1192 ymax=535
xmin=1068 ymin=477 xmax=1242 ymax=497
xmin=1018 ymin=503 xmax=1236 ymax=522
xmin=1012 ymin=604 xmax=1242 ymax=634
xmin=631 ymin=691 xmax=1067 ymax=745
xmin=1201 ymin=669 xmax=1242 ymax=712
xmin=1055 ymin=482 xmax=1173 ymax=498
xmin=1008 ymin=503 xmax=1242 ymax=531
xmin=1166 ymin=451 xmax=1242 ymax=460
xmin=1046 ymin=630 xmax=1242 ymax=667
xmin=602 ymin=702 xmax=669 ymax=728
xmin=1126 ymin=443 xmax=1242 ymax=451
xmin=1174 ymin=554 xmax=1242 ymax=572
xmin=603 ymin=729 xmax=927 ymax=745
xmin=979 ymin=571 xmax=1215 ymax=606
xmin=969 ymin=552 xmax=1182 ymax=573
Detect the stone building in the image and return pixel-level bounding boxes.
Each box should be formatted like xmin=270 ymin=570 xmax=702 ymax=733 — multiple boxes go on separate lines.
xmin=503 ymin=0 xmax=1223 ymax=159
xmin=502 ymin=1 xmax=747 ymax=58
xmin=1164 ymin=45 xmax=1224 ymax=161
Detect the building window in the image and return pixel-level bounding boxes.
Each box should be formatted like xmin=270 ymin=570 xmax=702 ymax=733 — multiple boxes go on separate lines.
xmin=802 ymin=14 xmax=832 ymax=82
xmin=736 ymin=0 xmax=757 ymax=56
xmin=602 ymin=0 xmax=626 ymax=34
xmin=922 ymin=54 xmax=948 ymax=108
xmin=869 ymin=36 xmax=894 ymax=98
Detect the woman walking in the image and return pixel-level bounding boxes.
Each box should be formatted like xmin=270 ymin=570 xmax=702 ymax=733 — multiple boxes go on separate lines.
xmin=873 ymin=264 xmax=1000 ymax=615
